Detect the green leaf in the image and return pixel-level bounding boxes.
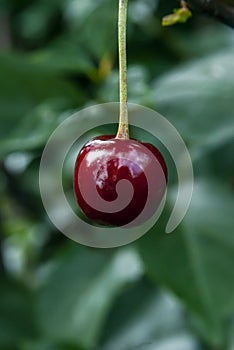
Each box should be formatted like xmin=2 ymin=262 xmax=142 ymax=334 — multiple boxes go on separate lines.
xmin=132 ymin=334 xmax=198 ymax=350
xmin=64 ymin=0 xmax=117 ymax=60
xmin=37 ymin=246 xmax=142 ymax=349
xmin=29 ymin=40 xmax=94 ymax=74
xmin=0 ymin=280 xmax=37 ymax=348
xmin=165 ymin=23 xmax=234 ymax=59
xmin=0 ymin=101 xmax=73 ymax=157
xmin=100 ymin=278 xmax=199 ymax=350
xmin=192 ymin=137 xmax=234 ymax=185
xmin=20 ymin=340 xmax=82 ymax=350
xmin=153 ymin=49 xmax=234 ymax=151
xmin=16 ymin=0 xmax=66 ymax=41
xmin=162 ymin=7 xmax=192 ymax=26
xmin=138 ymin=180 xmax=234 ymax=346
xmin=0 ymin=53 xmax=82 ymax=156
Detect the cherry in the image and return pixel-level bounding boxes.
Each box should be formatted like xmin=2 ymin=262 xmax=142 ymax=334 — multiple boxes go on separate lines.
xmin=74 ymin=0 xmax=168 ymax=227
xmin=74 ymin=135 xmax=167 ymax=227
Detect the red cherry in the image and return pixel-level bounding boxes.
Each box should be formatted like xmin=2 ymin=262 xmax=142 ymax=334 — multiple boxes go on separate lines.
xmin=74 ymin=135 xmax=167 ymax=227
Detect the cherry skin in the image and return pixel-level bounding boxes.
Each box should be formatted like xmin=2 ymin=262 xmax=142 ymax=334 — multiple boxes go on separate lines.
xmin=74 ymin=135 xmax=167 ymax=227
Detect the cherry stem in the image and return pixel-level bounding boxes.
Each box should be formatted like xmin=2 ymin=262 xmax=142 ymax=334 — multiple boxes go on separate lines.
xmin=116 ymin=0 xmax=129 ymax=140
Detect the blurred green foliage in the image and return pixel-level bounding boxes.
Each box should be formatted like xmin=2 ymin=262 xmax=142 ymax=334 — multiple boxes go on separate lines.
xmin=0 ymin=0 xmax=234 ymax=350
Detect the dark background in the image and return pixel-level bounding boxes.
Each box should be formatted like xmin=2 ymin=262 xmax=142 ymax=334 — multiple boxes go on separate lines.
xmin=0 ymin=0 xmax=234 ymax=349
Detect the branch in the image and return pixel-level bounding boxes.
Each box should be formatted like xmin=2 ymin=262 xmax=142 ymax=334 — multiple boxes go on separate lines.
xmin=186 ymin=0 xmax=234 ymax=28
